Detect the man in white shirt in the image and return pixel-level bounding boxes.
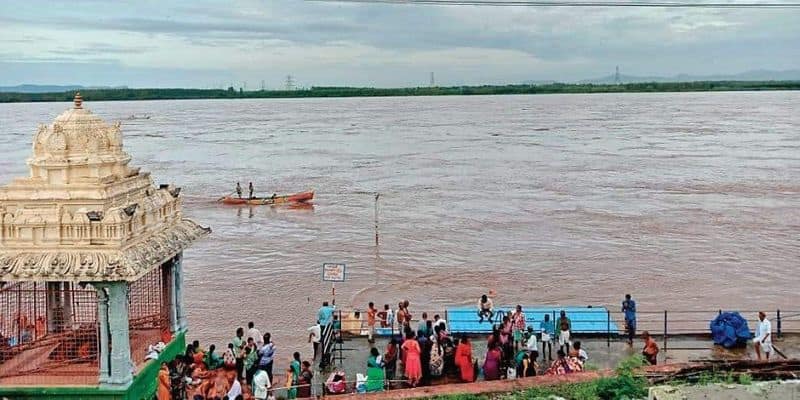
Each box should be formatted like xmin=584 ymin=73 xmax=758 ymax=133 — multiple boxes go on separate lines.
xmin=754 ymin=311 xmax=772 ymax=361
xmin=433 ymin=314 xmax=447 ymax=331
xmin=525 ymin=326 xmax=538 ymax=352
xmin=226 ymin=378 xmax=242 ymax=399
xmin=252 ymin=368 xmax=271 ymax=400
xmin=385 ymin=306 xmax=394 ymax=328
xmin=308 ymin=321 xmax=321 ymax=360
xmin=248 ymin=321 xmax=264 ymax=346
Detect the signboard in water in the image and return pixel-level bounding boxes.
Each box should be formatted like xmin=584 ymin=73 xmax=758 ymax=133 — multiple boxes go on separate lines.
xmin=322 ymin=263 xmax=346 ymax=282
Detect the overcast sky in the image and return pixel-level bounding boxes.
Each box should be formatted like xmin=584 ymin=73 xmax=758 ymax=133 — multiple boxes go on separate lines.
xmin=1 ymin=0 xmax=798 ymax=88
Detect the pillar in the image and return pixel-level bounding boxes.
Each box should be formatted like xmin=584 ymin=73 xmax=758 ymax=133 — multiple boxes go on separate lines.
xmin=96 ymin=281 xmax=133 ymax=387
xmin=62 ymin=282 xmax=73 ymax=328
xmin=96 ymin=286 xmax=110 ymax=382
xmin=45 ymin=282 xmax=62 ymax=332
xmin=162 ymin=261 xmax=177 ymax=334
xmin=172 ymin=252 xmax=187 ymax=332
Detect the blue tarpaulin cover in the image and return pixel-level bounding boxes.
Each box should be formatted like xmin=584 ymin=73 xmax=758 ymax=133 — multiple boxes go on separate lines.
xmin=710 ymin=312 xmax=752 ymax=348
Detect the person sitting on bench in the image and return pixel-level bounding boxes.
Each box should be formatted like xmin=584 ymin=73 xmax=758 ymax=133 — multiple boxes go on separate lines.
xmin=478 ymin=294 xmax=494 ymax=323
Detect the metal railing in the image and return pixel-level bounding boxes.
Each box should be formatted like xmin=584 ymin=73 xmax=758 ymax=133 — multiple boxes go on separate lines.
xmin=319 ymin=317 xmax=336 ymax=369
xmin=327 ymin=307 xmax=799 ymax=349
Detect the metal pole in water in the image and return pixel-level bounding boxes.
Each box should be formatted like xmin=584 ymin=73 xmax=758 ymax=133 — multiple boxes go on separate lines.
xmin=374 ymin=193 xmax=380 ymax=246
xmin=374 ymin=192 xmax=380 ymax=285
xmin=663 ymin=310 xmax=668 ymax=351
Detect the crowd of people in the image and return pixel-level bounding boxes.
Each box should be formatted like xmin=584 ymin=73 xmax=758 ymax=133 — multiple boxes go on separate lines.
xmin=154 ymin=293 xmax=786 ymax=399
xmin=357 ymin=296 xmax=617 ymax=390
xmin=155 ymin=320 xmax=316 ymax=400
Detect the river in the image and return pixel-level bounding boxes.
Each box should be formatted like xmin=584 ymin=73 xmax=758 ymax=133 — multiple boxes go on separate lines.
xmin=1 ymin=92 xmax=798 ymax=355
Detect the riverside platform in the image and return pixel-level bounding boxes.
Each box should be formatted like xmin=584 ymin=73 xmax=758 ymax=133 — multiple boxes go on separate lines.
xmin=447 ymin=306 xmax=619 ymax=334
xmin=373 ymin=306 xmax=619 ymax=336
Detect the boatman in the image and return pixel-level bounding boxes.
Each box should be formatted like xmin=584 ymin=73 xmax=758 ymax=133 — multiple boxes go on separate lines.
xmin=754 ymin=311 xmax=772 ymax=361
xmin=236 ymin=182 xmax=242 ymax=199
xmin=622 ymin=294 xmax=636 ymax=346
xmin=248 ymin=182 xmax=254 ymax=199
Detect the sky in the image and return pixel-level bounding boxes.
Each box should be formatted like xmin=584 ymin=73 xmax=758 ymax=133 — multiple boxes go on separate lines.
xmin=0 ymin=0 xmax=798 ymax=88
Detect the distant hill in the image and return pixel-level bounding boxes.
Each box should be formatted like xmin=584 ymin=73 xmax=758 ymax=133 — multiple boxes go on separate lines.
xmin=0 ymin=84 xmax=127 ymax=93
xmin=580 ymin=69 xmax=800 ymax=84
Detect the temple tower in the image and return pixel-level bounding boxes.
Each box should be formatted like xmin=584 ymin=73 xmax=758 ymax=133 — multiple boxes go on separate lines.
xmin=0 ymin=94 xmax=209 ymax=398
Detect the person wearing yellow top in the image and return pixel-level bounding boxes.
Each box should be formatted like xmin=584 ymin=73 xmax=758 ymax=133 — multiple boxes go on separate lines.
xmin=285 ymin=366 xmax=297 ymax=399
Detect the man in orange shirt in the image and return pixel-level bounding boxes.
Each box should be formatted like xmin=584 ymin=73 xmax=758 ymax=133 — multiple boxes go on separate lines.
xmin=642 ymin=331 xmax=659 ymax=365
xmin=367 ymin=302 xmax=378 ymax=343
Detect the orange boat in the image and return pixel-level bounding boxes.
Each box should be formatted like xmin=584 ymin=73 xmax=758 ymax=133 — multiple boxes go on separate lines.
xmin=220 ymin=190 xmax=314 ymax=205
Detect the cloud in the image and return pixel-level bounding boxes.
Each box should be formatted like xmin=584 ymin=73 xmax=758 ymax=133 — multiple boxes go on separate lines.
xmin=0 ymin=0 xmax=798 ymax=86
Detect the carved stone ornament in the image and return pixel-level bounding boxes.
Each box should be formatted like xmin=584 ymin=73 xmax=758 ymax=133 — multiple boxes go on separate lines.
xmin=0 ymin=219 xmax=209 ymax=282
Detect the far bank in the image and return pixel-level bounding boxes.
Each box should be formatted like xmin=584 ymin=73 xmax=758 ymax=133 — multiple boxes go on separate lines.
xmin=1 ymin=80 xmax=800 ymax=103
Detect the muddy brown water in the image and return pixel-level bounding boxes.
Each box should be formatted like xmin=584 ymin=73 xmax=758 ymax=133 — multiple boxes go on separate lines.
xmin=1 ymin=92 xmax=798 ymax=357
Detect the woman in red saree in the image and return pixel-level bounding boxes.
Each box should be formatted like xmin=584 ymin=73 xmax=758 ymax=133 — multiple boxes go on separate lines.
xmin=454 ymin=337 xmax=475 ymax=382
xmin=401 ymin=332 xmax=422 ymax=386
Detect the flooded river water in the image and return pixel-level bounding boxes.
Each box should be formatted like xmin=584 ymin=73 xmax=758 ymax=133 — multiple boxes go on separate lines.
xmin=1 ymin=92 xmax=798 ymax=354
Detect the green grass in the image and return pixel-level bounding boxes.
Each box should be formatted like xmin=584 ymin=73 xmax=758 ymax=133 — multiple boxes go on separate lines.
xmin=427 ymin=356 xmax=649 ymax=400
xmin=673 ymin=369 xmax=756 ymax=387
xmin=426 ymin=356 xmax=766 ymax=400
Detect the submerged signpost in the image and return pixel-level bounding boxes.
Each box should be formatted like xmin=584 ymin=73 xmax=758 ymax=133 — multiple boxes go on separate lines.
xmin=323 ymin=263 xmax=346 ymax=304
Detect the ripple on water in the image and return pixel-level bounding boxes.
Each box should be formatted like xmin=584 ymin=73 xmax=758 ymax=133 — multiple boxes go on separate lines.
xmin=0 ymin=92 xmax=798 ymax=354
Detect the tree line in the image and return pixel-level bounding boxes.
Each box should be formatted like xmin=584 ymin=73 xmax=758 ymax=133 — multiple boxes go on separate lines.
xmin=1 ymin=81 xmax=798 ymax=103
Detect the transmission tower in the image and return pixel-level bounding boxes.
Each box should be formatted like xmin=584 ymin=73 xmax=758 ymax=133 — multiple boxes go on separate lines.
xmin=285 ymin=75 xmax=295 ymax=91
xmin=261 ymin=80 xmax=266 ymax=91
xmin=430 ymin=72 xmax=435 ymax=87
xmin=615 ymin=65 xmax=621 ymax=85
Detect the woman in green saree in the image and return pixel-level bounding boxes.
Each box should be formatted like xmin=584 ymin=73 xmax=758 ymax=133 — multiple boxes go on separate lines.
xmin=288 ymin=352 xmax=301 ymax=399
xmin=366 ymin=347 xmax=385 ymax=392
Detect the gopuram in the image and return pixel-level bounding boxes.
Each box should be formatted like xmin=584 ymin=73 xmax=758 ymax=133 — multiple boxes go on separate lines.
xmin=0 ymin=94 xmax=210 ymax=399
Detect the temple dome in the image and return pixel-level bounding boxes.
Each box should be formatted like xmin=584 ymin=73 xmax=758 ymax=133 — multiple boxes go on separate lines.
xmin=32 ymin=93 xmax=123 ymax=157
xmin=28 ymin=93 xmax=131 ymax=185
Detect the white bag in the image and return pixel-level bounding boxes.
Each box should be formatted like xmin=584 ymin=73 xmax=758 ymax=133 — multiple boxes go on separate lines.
xmin=356 ymin=373 xmax=367 ymax=393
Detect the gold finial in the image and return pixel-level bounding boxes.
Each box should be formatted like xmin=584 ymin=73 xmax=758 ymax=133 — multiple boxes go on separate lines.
xmin=73 ymin=92 xmax=83 ymax=109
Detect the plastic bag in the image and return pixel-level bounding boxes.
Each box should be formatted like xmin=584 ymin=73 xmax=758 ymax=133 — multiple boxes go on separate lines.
xmin=356 ymin=373 xmax=367 ymax=393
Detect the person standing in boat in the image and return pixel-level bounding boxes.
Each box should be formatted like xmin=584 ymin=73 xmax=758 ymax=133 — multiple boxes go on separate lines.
xmin=248 ymin=182 xmax=254 ymax=199
xmin=235 ymin=182 xmax=242 ymax=199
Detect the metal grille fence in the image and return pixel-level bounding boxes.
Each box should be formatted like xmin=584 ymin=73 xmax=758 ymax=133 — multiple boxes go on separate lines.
xmin=128 ymin=264 xmax=173 ymax=366
xmin=0 ymin=282 xmax=98 ymax=385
